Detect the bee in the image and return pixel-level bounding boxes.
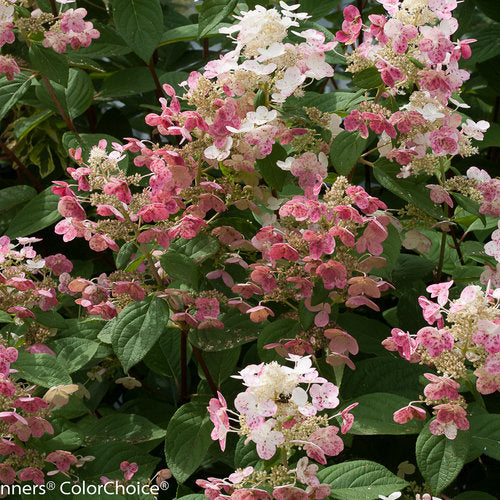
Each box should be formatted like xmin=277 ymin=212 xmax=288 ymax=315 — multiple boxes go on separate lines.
xmin=277 ymin=393 xmax=291 ymax=403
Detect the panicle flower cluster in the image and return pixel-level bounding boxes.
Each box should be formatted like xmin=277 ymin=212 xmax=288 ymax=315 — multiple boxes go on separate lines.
xmin=383 ymin=282 xmax=500 ymax=439
xmin=334 ymin=0 xmax=490 ymax=182
xmin=199 ymin=355 xmax=357 ymax=499
xmin=50 ymin=2 xmax=395 ymax=353
xmin=0 ymin=336 xmax=83 ymax=485
xmin=0 ymin=0 xmax=99 ymax=80
xmin=0 ymin=235 xmax=86 ymax=485
xmin=0 ymin=236 xmax=73 ymax=322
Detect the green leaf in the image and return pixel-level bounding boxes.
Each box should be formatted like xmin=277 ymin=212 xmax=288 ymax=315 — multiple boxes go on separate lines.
xmin=347 ymin=393 xmax=424 ymax=435
xmin=416 ymin=421 xmax=471 ymax=494
xmin=144 ymin=327 xmax=186 ymax=381
xmin=234 ymin=437 xmax=260 ymax=469
xmin=337 ymin=314 xmax=391 ymax=357
xmin=454 ymin=493 xmax=497 ymax=500
xmin=35 ymin=68 xmax=93 ymax=119
xmin=391 ymin=254 xmax=435 ymax=287
xmin=33 ymin=310 xmax=66 ymax=329
xmin=198 ymin=0 xmax=237 ymax=38
xmin=468 ymin=413 xmax=500 ymax=460
xmin=65 ymin=69 xmax=93 ymax=118
xmin=159 ymin=23 xmax=231 ymax=45
xmin=317 ymin=460 xmax=409 ymax=500
xmin=51 ymin=338 xmax=99 ymax=373
xmin=0 ymin=73 xmax=32 ymax=121
xmin=113 ymin=0 xmax=164 ymax=62
xmin=0 ymin=185 xmax=37 ymax=212
xmin=164 ymin=400 xmax=213 ymax=483
xmin=190 ymin=308 xmax=264 ymax=351
xmin=111 ymin=296 xmax=169 ymax=372
xmin=282 ymin=90 xmax=365 ymax=116
xmin=99 ymin=67 xmax=157 ymax=98
xmin=464 ymin=25 xmax=500 ymax=65
xmin=0 ymin=311 xmax=12 ymax=323
xmin=341 ymin=357 xmax=428 ymax=399
xmin=76 ymin=442 xmax=159 ymax=481
xmin=353 ymin=67 xmax=384 ymax=89
xmin=85 ymin=413 xmax=166 ymax=446
xmin=29 ymin=43 xmax=69 ymax=86
xmin=14 ymin=110 xmax=53 ymax=141
xmin=115 ymin=241 xmax=136 ymax=269
xmin=198 ymin=347 xmax=241 ymax=386
xmin=168 ymin=234 xmax=220 ymax=264
xmin=256 ymin=143 xmax=289 ymax=191
xmin=6 ymin=187 xmax=61 ymax=238
xmin=452 ymin=192 xmax=485 ymax=223
xmin=12 ymin=351 xmax=72 ymax=387
xmin=160 ymin=252 xmax=199 ymax=289
xmin=373 ymin=158 xmax=443 ymax=219
xmin=298 ymin=0 xmax=341 ymax=20
xmin=330 ymin=131 xmax=368 ymax=176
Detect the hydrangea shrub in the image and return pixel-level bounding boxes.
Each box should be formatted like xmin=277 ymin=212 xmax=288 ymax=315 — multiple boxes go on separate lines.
xmin=0 ymin=0 xmax=499 ymax=498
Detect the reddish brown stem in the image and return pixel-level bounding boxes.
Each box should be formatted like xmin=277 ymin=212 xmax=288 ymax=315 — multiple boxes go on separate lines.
xmin=192 ymin=345 xmax=218 ymax=397
xmin=0 ymin=137 xmax=44 ymax=192
xmin=41 ymin=75 xmax=78 ymax=134
xmin=148 ymin=59 xmax=164 ymax=101
xmin=49 ymin=0 xmax=58 ymax=16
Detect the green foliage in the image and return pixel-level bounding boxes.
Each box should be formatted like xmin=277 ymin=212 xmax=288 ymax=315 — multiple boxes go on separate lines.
xmin=113 ymin=0 xmax=164 ymax=62
xmin=317 ymin=460 xmax=409 ymax=499
xmin=164 ymin=401 xmax=213 ymax=483
xmin=111 ymin=296 xmax=170 ymax=372
xmin=330 ymin=131 xmax=368 ymax=176
xmin=416 ymin=422 xmax=471 ymax=494
xmin=6 ymin=187 xmax=61 ymax=238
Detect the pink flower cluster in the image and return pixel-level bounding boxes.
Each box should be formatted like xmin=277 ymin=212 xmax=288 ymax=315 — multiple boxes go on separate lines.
xmin=0 ymin=341 xmax=80 ymax=485
xmin=0 ymin=236 xmax=73 ymax=320
xmin=334 ymin=2 xmax=490 ymax=178
xmin=0 ymin=4 xmax=99 ymax=80
xmin=200 ymin=356 xmax=358 ymax=499
xmin=43 ymin=8 xmax=99 ymax=53
xmin=384 ymin=282 xmax=500 ymax=439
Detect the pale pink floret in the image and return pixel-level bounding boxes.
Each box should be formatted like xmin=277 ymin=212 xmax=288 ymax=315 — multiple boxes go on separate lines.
xmin=474 ymin=367 xmax=500 ymax=395
xmin=335 ymin=5 xmax=362 ymax=45
xmin=418 ymin=296 xmax=442 ymax=325
xmin=426 ymin=280 xmax=453 ymax=306
xmin=426 ymin=184 xmax=453 ymax=208
xmin=0 ymin=463 xmax=16 ymax=485
xmin=382 ymin=328 xmax=418 ymax=361
xmin=393 ymin=404 xmax=427 ymax=424
xmin=429 ymin=403 xmax=469 ymax=440
xmin=423 ymin=373 xmax=460 ymax=400
xmin=316 ymin=260 xmax=347 ymax=290
xmin=249 ymin=419 xmax=284 ymax=460
xmin=120 ymin=461 xmax=138 ymax=481
xmin=18 ymin=467 xmax=45 ymax=485
xmin=310 ymin=382 xmax=339 ymax=411
xmin=46 ymin=450 xmax=78 ymax=472
xmin=356 ymin=219 xmax=389 ymax=257
xmin=302 ymin=230 xmax=335 ymax=260
xmin=305 ymin=425 xmax=344 ymax=465
xmin=472 ymin=319 xmax=500 ymax=354
xmin=485 ymin=352 xmax=500 ymax=375
xmin=208 ymin=392 xmax=230 ymax=451
xmin=416 ymin=327 xmax=454 ymax=357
